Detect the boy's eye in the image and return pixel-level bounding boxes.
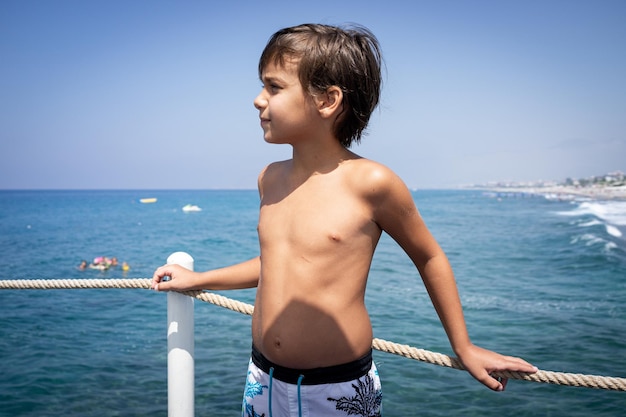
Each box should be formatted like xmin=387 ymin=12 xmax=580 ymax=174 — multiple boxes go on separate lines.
xmin=260 ymin=80 xmax=282 ymax=93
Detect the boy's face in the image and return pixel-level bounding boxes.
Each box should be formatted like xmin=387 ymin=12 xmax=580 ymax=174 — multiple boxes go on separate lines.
xmin=254 ymin=58 xmax=319 ymax=145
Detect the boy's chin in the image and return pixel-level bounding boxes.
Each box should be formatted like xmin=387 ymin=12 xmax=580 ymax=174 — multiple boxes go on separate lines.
xmin=263 ymin=135 xmax=289 ymax=145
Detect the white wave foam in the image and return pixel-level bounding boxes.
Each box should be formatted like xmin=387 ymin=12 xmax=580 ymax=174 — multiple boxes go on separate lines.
xmin=606 ymin=224 xmax=622 ymax=238
xmin=558 ymin=201 xmax=626 ymax=244
xmin=580 ymin=201 xmax=626 ymax=225
xmin=578 ymin=219 xmax=603 ymax=228
xmin=571 ymin=233 xmax=606 ymax=246
xmin=558 ymin=201 xmax=626 ymax=221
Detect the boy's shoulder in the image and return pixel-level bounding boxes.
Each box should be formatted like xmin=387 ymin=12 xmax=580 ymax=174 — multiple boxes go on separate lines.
xmin=336 ymin=155 xmax=402 ymax=186
xmin=346 ymin=156 xmax=395 ymax=179
xmin=257 ymin=159 xmax=291 ymax=195
xmin=258 ymin=159 xmax=291 ymax=181
xmin=346 ymin=158 xmax=409 ymax=201
xmin=259 ymin=156 xmax=397 ymax=181
xmin=258 ymin=156 xmax=405 ymax=198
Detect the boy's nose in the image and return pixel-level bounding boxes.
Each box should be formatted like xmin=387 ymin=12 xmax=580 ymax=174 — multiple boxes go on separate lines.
xmin=254 ymin=90 xmax=266 ymax=110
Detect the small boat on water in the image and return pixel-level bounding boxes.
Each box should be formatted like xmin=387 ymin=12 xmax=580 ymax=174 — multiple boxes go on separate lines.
xmin=139 ymin=198 xmax=157 ymax=204
xmin=182 ymin=204 xmax=202 ymax=212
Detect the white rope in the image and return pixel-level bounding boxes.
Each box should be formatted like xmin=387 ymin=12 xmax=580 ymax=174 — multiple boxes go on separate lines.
xmin=2 ymin=278 xmax=625 ymax=391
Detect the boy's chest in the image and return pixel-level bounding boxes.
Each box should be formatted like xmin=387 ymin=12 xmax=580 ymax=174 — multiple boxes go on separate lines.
xmin=258 ymin=187 xmax=375 ymax=250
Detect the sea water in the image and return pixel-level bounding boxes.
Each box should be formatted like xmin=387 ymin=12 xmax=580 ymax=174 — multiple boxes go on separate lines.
xmin=0 ymin=189 xmax=624 ymax=416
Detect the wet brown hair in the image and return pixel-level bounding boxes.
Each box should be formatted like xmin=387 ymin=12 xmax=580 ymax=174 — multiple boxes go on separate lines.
xmin=259 ymin=23 xmax=383 ymax=148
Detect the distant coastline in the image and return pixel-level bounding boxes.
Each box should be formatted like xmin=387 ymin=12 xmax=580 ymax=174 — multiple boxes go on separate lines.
xmin=473 ymin=184 xmax=626 ymax=201
xmin=467 ymin=170 xmax=626 ymax=201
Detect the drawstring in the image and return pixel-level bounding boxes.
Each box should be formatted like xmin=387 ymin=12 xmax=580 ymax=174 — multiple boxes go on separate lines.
xmin=297 ymin=374 xmax=304 ymax=417
xmin=268 ymin=367 xmax=303 ymax=417
xmin=268 ymin=367 xmax=274 ymax=417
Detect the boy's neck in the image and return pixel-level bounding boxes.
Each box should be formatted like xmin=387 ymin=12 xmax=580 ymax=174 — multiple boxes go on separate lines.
xmin=290 ymin=136 xmax=356 ymax=177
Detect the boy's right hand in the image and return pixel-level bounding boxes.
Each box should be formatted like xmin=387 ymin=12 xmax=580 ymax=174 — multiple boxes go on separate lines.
xmin=151 ymin=264 xmax=198 ymax=292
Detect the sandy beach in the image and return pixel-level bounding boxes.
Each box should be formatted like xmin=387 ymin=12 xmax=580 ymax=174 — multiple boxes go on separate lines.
xmin=479 ymin=184 xmax=626 ymax=201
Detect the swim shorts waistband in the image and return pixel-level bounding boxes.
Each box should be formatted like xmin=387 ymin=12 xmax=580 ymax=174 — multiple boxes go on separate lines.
xmin=251 ymin=345 xmax=373 ymax=385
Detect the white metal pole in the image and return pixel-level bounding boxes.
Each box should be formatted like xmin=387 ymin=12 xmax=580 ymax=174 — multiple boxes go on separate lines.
xmin=167 ymin=252 xmax=195 ymax=417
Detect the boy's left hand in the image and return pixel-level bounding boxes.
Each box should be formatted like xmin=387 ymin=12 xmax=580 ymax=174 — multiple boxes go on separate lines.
xmin=456 ymin=344 xmax=538 ymax=391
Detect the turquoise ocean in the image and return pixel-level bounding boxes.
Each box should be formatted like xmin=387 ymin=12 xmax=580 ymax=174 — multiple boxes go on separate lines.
xmin=1 ymin=189 xmax=625 ymax=416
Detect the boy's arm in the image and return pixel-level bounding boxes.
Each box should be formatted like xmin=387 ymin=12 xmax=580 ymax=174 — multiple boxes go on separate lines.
xmin=370 ymin=167 xmax=536 ymax=391
xmin=151 ymin=256 xmax=261 ymax=292
xmin=415 ymin=249 xmax=537 ymax=391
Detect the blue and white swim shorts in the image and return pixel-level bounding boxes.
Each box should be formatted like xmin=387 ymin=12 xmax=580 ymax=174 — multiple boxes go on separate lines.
xmin=242 ymin=345 xmax=382 ymax=417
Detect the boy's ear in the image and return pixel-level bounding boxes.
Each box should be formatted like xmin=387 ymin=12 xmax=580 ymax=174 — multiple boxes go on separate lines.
xmin=317 ymin=86 xmax=343 ymax=118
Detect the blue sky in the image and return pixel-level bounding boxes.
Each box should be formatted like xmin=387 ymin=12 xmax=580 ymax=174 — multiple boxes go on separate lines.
xmin=1 ymin=0 xmax=624 ymax=189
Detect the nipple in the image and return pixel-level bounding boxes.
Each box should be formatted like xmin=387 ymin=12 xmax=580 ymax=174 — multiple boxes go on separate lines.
xmin=329 ymin=233 xmax=341 ymax=242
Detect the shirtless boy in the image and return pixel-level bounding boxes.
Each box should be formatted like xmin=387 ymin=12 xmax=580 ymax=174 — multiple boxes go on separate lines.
xmin=152 ymin=23 xmax=537 ymax=417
